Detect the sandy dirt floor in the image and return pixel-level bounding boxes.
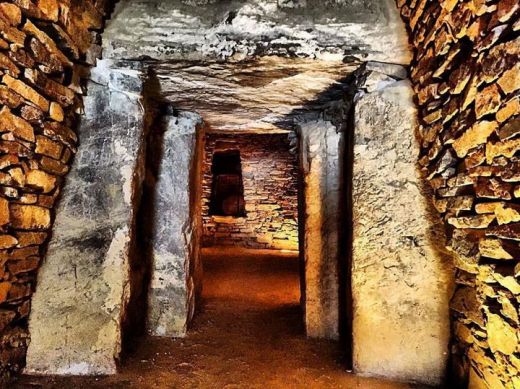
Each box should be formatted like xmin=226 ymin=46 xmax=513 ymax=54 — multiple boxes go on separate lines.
xmin=14 ymin=249 xmax=429 ymax=389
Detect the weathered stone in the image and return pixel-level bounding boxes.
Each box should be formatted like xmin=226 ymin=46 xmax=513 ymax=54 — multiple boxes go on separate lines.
xmin=0 ymin=197 xmax=9 ymax=228
xmin=488 ymin=223 xmax=520 ymax=241
xmin=0 ymin=52 xmax=19 ymax=77
xmin=0 ymin=18 xmax=25 ymax=47
xmin=26 ymin=66 xmax=147 ymax=375
xmin=28 ymin=37 xmax=63 ymax=74
xmin=24 ymin=69 xmax=75 ymax=107
xmin=2 ymin=74 xmax=49 ymax=112
xmin=475 ymin=178 xmax=512 ymax=200
xmin=352 ymin=80 xmax=451 ymax=386
xmin=479 ymin=238 xmax=516 ymax=260
xmin=38 ymin=157 xmax=68 ymax=176
xmin=20 ymin=105 xmax=44 ymax=125
xmin=497 ymin=0 xmax=519 ymax=22
xmin=103 ymin=0 xmax=412 ymax=65
xmin=496 ymin=97 xmax=520 ymax=123
xmin=498 ymin=63 xmax=520 ymax=94
xmin=14 ymin=232 xmax=47 ymax=248
xmin=299 ymin=117 xmax=342 ymax=340
xmin=0 ymin=310 xmax=15 ymax=333
xmin=451 ymin=286 xmax=485 ymax=327
xmin=26 ymin=170 xmax=56 ymax=194
xmin=447 ymin=214 xmax=495 ymax=229
xmin=486 ymin=312 xmax=518 ymax=355
xmin=0 ymin=235 xmax=17 ymax=250
xmin=0 ymin=107 xmax=35 ymax=142
xmin=7 ymin=257 xmax=40 ymax=275
xmin=0 ymin=3 xmax=22 ymax=25
xmin=23 ymin=20 xmax=72 ymax=68
xmin=486 ymin=138 xmax=520 ymax=164
xmin=475 ymin=84 xmax=501 ymax=119
xmin=6 ymin=283 xmax=31 ymax=302
xmin=494 ymin=203 xmax=520 ymax=225
xmin=8 ymin=167 xmax=25 ymax=187
xmin=0 ymin=85 xmax=23 ymax=109
xmin=9 ymin=205 xmax=50 ymax=231
xmin=497 ymin=118 xmax=520 ymax=141
xmin=8 ymin=48 xmax=35 ymax=69
xmin=453 ymin=121 xmax=497 ymax=158
xmin=42 ymin=122 xmax=77 ymax=148
xmin=48 ymin=102 xmax=63 ymax=122
xmin=34 ymin=136 xmax=62 ymax=160
xmin=147 ymin=112 xmax=202 ymax=337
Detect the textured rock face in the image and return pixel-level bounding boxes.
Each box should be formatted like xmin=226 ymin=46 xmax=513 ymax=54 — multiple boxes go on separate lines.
xmin=298 ymin=119 xmax=343 ymax=339
xmin=151 ymin=59 xmax=359 ymax=133
xmin=25 ymin=63 xmax=147 ymax=375
xmin=397 ymin=0 xmax=520 ymax=386
xmin=0 ymin=0 xmax=110 ymax=381
xmin=202 ymin=133 xmax=299 ymax=251
xmin=103 ymin=0 xmax=411 ymax=64
xmin=351 ymin=76 xmax=453 ymax=386
xmin=147 ymin=112 xmax=203 ymax=337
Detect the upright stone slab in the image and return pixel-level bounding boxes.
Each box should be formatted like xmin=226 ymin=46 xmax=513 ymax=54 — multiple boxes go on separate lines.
xmin=25 ymin=62 xmax=147 ymax=375
xmin=351 ymin=80 xmax=453 ymax=385
xmin=147 ymin=112 xmax=203 ymax=337
xmin=299 ymin=120 xmax=342 ymax=339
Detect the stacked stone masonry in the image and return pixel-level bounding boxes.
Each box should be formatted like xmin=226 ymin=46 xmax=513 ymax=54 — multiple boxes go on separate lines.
xmin=0 ymin=0 xmax=109 ymax=381
xmin=397 ymin=0 xmax=520 ymax=387
xmin=202 ymin=133 xmax=299 ymax=251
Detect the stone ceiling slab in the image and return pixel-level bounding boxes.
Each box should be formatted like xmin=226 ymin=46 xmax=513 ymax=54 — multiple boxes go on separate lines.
xmin=149 ymin=57 xmax=360 ymax=132
xmin=103 ymin=0 xmax=411 ymax=64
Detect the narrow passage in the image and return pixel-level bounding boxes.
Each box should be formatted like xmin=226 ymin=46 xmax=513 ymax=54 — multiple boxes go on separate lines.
xmin=15 ymin=248 xmax=420 ymax=389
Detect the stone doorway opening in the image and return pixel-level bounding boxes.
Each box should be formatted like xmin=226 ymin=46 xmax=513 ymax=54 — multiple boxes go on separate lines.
xmin=198 ymin=130 xmax=304 ymax=351
xmin=202 ymin=133 xmax=299 ymax=252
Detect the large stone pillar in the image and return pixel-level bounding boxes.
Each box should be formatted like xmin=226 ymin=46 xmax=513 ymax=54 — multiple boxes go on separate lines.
xmin=299 ymin=120 xmax=342 ymax=339
xmin=146 ymin=112 xmax=203 ymax=337
xmin=351 ymin=79 xmax=453 ymax=385
xmin=25 ymin=61 xmax=148 ymax=375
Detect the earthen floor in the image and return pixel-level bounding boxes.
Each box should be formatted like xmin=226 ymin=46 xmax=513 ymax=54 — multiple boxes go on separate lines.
xmin=15 ymin=248 xmax=427 ymax=389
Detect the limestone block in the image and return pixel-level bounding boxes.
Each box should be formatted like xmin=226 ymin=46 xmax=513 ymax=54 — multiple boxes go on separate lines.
xmin=298 ymin=119 xmax=342 ymax=340
xmin=352 ymin=80 xmax=453 ymax=386
xmin=102 ymin=0 xmax=411 ymax=65
xmin=25 ymin=63 xmax=147 ymax=375
xmin=147 ymin=112 xmax=203 ymax=338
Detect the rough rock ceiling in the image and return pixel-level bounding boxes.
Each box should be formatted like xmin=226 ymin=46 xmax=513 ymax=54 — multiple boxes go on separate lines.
xmin=103 ymin=0 xmax=411 ymax=64
xmin=150 ymin=58 xmax=360 ymax=132
xmin=101 ymin=0 xmax=411 ymax=132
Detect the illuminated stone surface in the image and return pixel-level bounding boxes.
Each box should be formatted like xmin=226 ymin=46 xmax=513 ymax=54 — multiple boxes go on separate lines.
xmin=352 ymin=77 xmax=453 ymax=386
xmin=25 ymin=63 xmax=147 ymax=375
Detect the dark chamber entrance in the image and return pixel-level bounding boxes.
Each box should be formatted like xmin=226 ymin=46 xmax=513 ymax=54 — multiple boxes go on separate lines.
xmin=209 ymin=150 xmax=246 ymax=217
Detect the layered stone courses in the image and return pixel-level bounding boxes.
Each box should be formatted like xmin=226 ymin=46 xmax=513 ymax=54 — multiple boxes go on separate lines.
xmin=0 ymin=0 xmax=110 ymax=381
xmin=202 ymin=133 xmax=299 ymax=251
xmin=397 ymin=0 xmax=520 ymax=387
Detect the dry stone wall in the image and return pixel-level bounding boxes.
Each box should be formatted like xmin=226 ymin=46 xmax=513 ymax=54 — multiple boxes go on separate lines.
xmin=0 ymin=0 xmax=109 ymax=381
xmin=202 ymin=133 xmax=299 ymax=251
xmin=397 ymin=0 xmax=520 ymax=387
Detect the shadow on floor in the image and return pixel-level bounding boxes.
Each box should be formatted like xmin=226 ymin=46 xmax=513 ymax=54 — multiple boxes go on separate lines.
xmin=14 ymin=249 xmax=428 ymax=389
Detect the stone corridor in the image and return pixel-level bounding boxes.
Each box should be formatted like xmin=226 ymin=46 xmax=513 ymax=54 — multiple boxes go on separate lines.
xmin=14 ymin=248 xmax=424 ymax=389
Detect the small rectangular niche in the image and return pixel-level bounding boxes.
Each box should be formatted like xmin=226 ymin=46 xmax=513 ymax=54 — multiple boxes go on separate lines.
xmin=209 ymin=150 xmax=246 ymax=217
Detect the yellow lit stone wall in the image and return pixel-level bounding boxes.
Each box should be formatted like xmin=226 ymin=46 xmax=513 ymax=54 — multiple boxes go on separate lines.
xmin=202 ymin=133 xmax=299 ymax=251
xmin=0 ymin=0 xmax=109 ymax=381
xmin=397 ymin=0 xmax=520 ymax=387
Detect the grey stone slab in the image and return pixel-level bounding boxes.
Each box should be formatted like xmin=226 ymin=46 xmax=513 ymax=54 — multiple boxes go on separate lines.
xmin=103 ymin=0 xmax=411 ymax=65
xmin=24 ymin=64 xmax=148 ymax=375
xmin=147 ymin=112 xmax=203 ymax=337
